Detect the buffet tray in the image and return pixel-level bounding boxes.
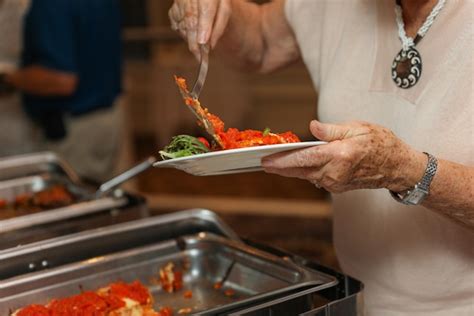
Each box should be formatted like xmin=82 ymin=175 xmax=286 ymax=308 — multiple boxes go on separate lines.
xmin=0 ymin=152 xmax=79 ymax=183
xmin=0 ymin=174 xmax=87 ymax=206
xmin=0 ymin=233 xmax=337 ymax=315
xmin=0 ymin=209 xmax=239 ymax=279
xmin=0 ymin=194 xmax=147 ymax=252
xmin=0 ymin=171 xmax=132 ymax=234
xmin=226 ymin=239 xmax=364 ymax=316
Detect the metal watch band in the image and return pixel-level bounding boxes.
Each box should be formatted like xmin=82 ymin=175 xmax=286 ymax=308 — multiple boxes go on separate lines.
xmin=390 ymin=152 xmax=438 ymax=205
xmin=419 ymin=152 xmax=438 ymax=191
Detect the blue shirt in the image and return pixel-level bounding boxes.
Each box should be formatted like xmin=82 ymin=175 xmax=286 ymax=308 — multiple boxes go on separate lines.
xmin=22 ymin=0 xmax=122 ymax=116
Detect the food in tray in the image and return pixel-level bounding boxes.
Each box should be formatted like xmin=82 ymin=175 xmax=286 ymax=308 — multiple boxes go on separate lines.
xmin=23 ymin=185 xmax=74 ymax=209
xmin=177 ymin=307 xmax=193 ymax=314
xmin=224 ymin=289 xmax=235 ymax=297
xmin=12 ymin=281 xmax=166 ymax=316
xmin=1 ymin=185 xmax=75 ymax=214
xmin=12 ymin=261 xmax=239 ymax=316
xmin=159 ymin=77 xmax=301 ymax=160
xmin=159 ymin=262 xmax=183 ymax=293
xmin=0 ymin=198 xmax=7 ymax=208
xmin=183 ymin=290 xmax=193 ymax=299
xmin=158 ymin=307 xmax=173 ymax=316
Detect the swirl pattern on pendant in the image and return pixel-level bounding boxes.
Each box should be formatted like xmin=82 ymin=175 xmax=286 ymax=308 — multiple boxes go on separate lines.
xmin=391 ymin=47 xmax=422 ymax=89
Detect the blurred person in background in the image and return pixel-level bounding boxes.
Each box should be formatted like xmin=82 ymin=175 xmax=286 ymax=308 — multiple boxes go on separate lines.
xmin=0 ymin=0 xmax=123 ymax=182
xmin=0 ymin=0 xmax=31 ymax=156
xmin=169 ymin=0 xmax=473 ymax=315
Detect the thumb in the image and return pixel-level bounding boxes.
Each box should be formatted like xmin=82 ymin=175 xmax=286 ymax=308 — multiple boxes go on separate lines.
xmin=310 ymin=120 xmax=353 ymax=142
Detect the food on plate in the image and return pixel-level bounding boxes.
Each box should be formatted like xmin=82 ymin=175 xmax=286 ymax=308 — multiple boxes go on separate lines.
xmin=159 ymin=76 xmax=301 ymax=159
xmin=213 ymin=282 xmax=223 ymax=290
xmin=12 ymin=281 xmax=164 ymax=316
xmin=159 ymin=135 xmax=210 ymax=160
xmin=159 ymin=262 xmax=183 ymax=293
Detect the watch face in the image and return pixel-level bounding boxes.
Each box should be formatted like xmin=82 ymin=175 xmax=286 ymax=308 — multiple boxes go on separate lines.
xmin=406 ymin=187 xmax=428 ymax=204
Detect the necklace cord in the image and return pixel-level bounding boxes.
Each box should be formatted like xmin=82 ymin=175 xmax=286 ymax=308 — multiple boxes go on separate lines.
xmin=395 ymin=0 xmax=446 ymax=51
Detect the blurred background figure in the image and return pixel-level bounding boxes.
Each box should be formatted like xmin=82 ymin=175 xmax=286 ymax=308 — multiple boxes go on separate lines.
xmin=0 ymin=0 xmax=123 ymax=182
xmin=0 ymin=0 xmax=31 ymax=156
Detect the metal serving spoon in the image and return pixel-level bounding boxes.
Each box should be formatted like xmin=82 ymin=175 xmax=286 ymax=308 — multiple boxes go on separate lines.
xmin=177 ymin=44 xmax=223 ymax=148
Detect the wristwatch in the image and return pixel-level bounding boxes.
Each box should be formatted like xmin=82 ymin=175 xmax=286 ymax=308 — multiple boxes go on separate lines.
xmin=390 ymin=152 xmax=438 ymax=205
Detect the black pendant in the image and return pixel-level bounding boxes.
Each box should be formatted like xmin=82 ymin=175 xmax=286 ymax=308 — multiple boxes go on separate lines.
xmin=391 ymin=47 xmax=422 ymax=89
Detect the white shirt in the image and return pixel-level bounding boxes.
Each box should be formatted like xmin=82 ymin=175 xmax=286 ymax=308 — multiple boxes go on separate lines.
xmin=285 ymin=0 xmax=474 ymax=315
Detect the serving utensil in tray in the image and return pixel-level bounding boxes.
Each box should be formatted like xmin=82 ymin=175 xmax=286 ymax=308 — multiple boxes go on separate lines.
xmin=0 ymin=233 xmax=337 ymax=315
xmin=96 ymin=156 xmax=157 ymax=197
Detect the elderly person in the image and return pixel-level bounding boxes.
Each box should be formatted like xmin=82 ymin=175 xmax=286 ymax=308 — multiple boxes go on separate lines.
xmin=169 ymin=0 xmax=473 ymax=315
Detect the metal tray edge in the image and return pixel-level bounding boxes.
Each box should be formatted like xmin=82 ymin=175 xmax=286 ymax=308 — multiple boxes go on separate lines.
xmin=0 ymin=209 xmax=239 ymax=258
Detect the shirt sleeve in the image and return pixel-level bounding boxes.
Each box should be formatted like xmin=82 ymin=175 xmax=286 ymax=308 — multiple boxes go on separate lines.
xmin=24 ymin=0 xmax=77 ymax=73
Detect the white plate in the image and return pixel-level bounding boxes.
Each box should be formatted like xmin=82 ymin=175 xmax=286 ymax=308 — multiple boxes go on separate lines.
xmin=153 ymin=141 xmax=326 ymax=176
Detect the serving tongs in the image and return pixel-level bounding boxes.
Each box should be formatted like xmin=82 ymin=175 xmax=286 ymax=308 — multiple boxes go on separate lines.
xmin=177 ymin=44 xmax=223 ymax=148
xmin=95 ymin=156 xmax=157 ymax=197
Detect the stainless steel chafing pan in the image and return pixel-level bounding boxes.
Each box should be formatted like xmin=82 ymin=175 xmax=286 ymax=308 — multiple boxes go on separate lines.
xmin=0 ymin=233 xmax=337 ymax=315
xmin=0 ymin=209 xmax=240 ymax=279
xmin=0 ymin=173 xmax=128 ymax=233
xmin=225 ymin=239 xmax=364 ymax=316
xmin=0 ymin=174 xmax=88 ymax=207
xmin=0 ymin=152 xmax=79 ymax=183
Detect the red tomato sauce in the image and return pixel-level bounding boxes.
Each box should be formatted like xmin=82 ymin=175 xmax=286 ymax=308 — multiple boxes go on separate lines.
xmin=158 ymin=307 xmax=173 ymax=316
xmin=174 ymin=77 xmax=300 ymax=150
xmin=16 ymin=305 xmax=50 ymax=316
xmin=107 ymin=281 xmax=151 ymax=305
xmin=14 ymin=281 xmax=152 ymax=316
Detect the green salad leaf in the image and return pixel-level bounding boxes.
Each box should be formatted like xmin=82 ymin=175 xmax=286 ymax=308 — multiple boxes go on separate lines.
xmin=159 ymin=135 xmax=210 ymax=160
xmin=262 ymin=127 xmax=271 ymax=136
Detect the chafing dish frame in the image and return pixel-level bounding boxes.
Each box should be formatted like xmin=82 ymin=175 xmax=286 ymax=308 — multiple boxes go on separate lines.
xmin=0 ymin=173 xmax=129 ymax=233
xmin=0 ymin=209 xmax=240 ymax=279
xmin=0 ymin=232 xmax=338 ymax=315
xmin=0 ymin=152 xmax=80 ymax=183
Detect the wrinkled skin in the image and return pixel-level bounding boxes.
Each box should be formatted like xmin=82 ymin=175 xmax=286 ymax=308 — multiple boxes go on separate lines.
xmin=262 ymin=120 xmax=426 ymax=194
xmin=168 ymin=0 xmax=232 ymax=59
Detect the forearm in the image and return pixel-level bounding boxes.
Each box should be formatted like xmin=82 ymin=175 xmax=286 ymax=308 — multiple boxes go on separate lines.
xmin=422 ymin=159 xmax=474 ymax=229
xmin=391 ymin=150 xmax=474 ymax=229
xmin=6 ymin=65 xmax=77 ymax=96
xmin=217 ymin=0 xmax=299 ymax=72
